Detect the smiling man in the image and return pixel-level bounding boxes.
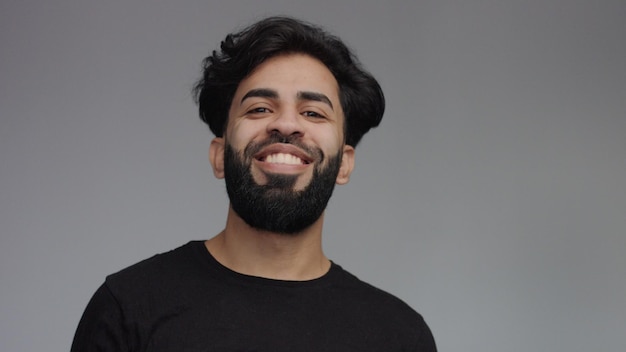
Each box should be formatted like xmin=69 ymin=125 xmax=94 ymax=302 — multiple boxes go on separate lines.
xmin=214 ymin=54 xmax=351 ymax=242
xmin=71 ymin=16 xmax=436 ymax=352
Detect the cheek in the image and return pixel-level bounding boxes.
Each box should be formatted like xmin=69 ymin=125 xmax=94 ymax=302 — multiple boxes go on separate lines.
xmin=318 ymin=128 xmax=344 ymax=157
xmin=225 ymin=127 xmax=251 ymax=151
xmin=226 ymin=120 xmax=267 ymax=148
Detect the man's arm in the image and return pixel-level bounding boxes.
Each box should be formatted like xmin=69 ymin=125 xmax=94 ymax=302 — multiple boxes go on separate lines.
xmin=71 ymin=283 xmax=129 ymax=352
xmin=413 ymin=315 xmax=438 ymax=352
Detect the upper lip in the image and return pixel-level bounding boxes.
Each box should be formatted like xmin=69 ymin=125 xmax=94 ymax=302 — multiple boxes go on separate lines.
xmin=253 ymin=144 xmax=314 ymax=164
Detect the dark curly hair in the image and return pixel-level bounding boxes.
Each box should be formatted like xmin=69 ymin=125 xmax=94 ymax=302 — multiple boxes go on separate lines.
xmin=193 ymin=16 xmax=384 ymax=147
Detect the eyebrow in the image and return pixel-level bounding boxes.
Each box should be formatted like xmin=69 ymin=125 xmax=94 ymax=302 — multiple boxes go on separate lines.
xmin=240 ymin=88 xmax=278 ymax=104
xmin=240 ymin=88 xmax=334 ymax=111
xmin=298 ymin=91 xmax=334 ymax=110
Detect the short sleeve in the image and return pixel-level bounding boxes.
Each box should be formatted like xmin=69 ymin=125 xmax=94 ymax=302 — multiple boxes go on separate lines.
xmin=71 ymin=283 xmax=129 ymax=352
xmin=413 ymin=315 xmax=437 ymax=352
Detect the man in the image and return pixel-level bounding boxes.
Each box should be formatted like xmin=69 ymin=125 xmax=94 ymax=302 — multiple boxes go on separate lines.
xmin=71 ymin=16 xmax=436 ymax=351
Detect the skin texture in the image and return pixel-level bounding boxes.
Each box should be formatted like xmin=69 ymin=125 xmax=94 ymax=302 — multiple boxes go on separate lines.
xmin=206 ymin=54 xmax=355 ymax=280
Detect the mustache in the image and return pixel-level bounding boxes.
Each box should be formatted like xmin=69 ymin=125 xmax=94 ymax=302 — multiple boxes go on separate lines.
xmin=242 ymin=132 xmax=324 ymax=163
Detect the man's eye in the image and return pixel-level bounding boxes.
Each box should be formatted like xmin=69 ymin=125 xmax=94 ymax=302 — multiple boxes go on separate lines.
xmin=248 ymin=107 xmax=270 ymax=114
xmin=303 ymin=111 xmax=325 ymax=118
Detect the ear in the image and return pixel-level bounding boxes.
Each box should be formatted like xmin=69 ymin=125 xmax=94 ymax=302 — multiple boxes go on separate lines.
xmin=336 ymin=145 xmax=355 ymax=185
xmin=209 ymin=137 xmax=225 ymax=179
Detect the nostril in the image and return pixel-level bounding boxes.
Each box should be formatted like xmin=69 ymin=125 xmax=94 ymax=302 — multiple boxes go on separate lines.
xmin=270 ymin=131 xmax=301 ymax=144
xmin=266 ymin=113 xmax=304 ymax=137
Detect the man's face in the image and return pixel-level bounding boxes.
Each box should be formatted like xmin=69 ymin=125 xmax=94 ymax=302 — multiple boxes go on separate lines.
xmin=210 ymin=54 xmax=354 ymax=234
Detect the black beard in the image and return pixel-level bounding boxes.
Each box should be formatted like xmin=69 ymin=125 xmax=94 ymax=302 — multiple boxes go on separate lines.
xmin=223 ymin=136 xmax=342 ymax=235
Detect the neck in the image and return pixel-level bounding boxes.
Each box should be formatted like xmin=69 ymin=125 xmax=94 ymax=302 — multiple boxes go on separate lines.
xmin=205 ymin=206 xmax=330 ymax=281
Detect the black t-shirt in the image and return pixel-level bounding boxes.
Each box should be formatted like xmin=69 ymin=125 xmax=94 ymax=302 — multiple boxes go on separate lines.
xmin=72 ymin=241 xmax=436 ymax=351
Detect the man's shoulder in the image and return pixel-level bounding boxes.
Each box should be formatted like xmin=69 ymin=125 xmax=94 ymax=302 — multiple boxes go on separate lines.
xmin=330 ymin=264 xmax=425 ymax=321
xmin=104 ymin=241 xmax=204 ymax=295
xmin=326 ymin=264 xmax=436 ymax=350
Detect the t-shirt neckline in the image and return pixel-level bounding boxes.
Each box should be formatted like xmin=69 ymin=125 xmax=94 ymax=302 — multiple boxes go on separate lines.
xmin=189 ymin=240 xmax=340 ymax=288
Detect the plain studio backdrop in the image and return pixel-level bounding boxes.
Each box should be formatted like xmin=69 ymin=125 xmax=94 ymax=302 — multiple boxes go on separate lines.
xmin=1 ymin=1 xmax=624 ymax=351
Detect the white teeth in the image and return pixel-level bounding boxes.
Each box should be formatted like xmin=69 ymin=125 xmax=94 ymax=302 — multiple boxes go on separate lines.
xmin=265 ymin=153 xmax=303 ymax=165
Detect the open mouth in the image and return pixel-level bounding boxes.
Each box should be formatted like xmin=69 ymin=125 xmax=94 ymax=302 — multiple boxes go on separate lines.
xmin=254 ymin=144 xmax=314 ymax=166
xmin=258 ymin=153 xmax=310 ymax=165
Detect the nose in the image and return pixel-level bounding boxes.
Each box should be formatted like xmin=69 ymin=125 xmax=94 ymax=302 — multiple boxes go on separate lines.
xmin=265 ymin=108 xmax=304 ymax=138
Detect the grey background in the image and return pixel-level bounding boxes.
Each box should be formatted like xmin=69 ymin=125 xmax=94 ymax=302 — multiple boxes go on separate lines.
xmin=1 ymin=1 xmax=624 ymax=351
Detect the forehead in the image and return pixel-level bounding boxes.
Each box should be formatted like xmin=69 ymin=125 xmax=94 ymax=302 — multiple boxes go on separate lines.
xmin=232 ymin=54 xmax=341 ymax=107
